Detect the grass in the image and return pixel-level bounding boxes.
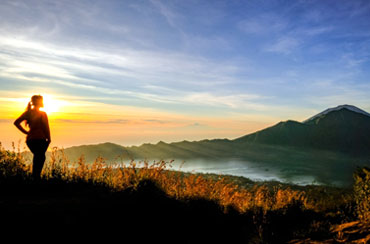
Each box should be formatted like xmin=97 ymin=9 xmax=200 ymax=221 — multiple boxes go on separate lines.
xmin=1 ymin=143 xmax=369 ymax=243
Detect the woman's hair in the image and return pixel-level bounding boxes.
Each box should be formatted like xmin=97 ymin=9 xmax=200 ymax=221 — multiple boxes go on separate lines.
xmin=25 ymin=95 xmax=43 ymax=126
xmin=26 ymin=101 xmax=32 ymax=112
xmin=31 ymin=95 xmax=43 ymax=108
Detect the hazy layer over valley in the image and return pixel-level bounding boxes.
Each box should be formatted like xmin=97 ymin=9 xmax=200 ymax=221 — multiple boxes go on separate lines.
xmin=38 ymin=105 xmax=370 ymax=187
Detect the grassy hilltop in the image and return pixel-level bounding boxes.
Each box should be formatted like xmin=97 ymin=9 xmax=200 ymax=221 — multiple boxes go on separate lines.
xmin=2 ymin=146 xmax=370 ymax=243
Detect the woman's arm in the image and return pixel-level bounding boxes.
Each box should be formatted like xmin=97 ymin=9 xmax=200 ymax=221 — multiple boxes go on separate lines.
xmin=42 ymin=112 xmax=51 ymax=143
xmin=14 ymin=112 xmax=29 ymax=135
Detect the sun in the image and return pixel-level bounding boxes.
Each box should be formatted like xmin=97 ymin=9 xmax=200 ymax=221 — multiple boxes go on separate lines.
xmin=40 ymin=95 xmax=63 ymax=114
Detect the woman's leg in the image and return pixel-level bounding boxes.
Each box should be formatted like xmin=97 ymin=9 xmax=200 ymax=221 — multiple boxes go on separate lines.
xmin=27 ymin=140 xmax=49 ymax=180
xmin=32 ymin=148 xmax=46 ymax=179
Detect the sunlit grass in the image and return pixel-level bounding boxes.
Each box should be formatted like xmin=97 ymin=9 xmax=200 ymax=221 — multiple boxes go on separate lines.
xmin=1 ymin=142 xmax=369 ymax=242
xmin=1 ymin=144 xmax=352 ymax=214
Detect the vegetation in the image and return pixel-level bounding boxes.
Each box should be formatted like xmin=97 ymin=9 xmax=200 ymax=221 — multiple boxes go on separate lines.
xmin=1 ymin=143 xmax=369 ymax=243
xmin=40 ymin=140 xmax=365 ymax=187
xmin=354 ymin=166 xmax=370 ymax=221
xmin=25 ymin=146 xmax=349 ymax=214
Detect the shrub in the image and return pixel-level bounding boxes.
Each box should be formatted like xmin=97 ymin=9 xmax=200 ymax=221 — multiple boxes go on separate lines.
xmin=0 ymin=142 xmax=31 ymax=180
xmin=353 ymin=167 xmax=370 ymax=221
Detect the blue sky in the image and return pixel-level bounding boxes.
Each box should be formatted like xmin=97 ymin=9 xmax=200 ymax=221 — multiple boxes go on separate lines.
xmin=1 ymin=0 xmax=370 ymax=147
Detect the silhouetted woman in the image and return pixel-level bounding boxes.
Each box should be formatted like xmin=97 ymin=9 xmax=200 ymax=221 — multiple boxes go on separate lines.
xmin=14 ymin=95 xmax=51 ymax=180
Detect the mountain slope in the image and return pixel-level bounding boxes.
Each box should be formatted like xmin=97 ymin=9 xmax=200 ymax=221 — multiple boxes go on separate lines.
xmin=58 ymin=105 xmax=370 ymax=164
xmin=61 ymin=139 xmax=234 ymax=163
xmin=234 ymin=106 xmax=370 ymax=155
xmin=233 ymin=120 xmax=311 ymax=147
xmin=62 ymin=142 xmax=129 ymax=163
xmin=305 ymin=107 xmax=370 ymax=153
xmin=51 ymin=105 xmax=370 ymax=186
xmin=304 ymin=104 xmax=370 ymax=123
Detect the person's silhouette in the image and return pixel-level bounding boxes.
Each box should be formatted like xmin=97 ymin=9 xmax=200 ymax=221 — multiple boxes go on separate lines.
xmin=14 ymin=95 xmax=51 ymax=180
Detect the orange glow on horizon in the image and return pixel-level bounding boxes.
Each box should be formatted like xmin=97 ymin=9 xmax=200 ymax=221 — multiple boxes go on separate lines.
xmin=0 ymin=92 xmax=276 ymax=150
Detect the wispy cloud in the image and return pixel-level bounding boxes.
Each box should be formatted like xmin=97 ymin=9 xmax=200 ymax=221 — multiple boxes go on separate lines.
xmin=265 ymin=37 xmax=301 ymax=55
xmin=56 ymin=119 xmax=130 ymax=124
xmin=0 ymin=119 xmax=12 ymax=123
xmin=0 ymin=35 xmax=268 ymax=117
xmin=150 ymin=0 xmax=181 ymax=30
xmin=1 ymin=0 xmax=370 ymax=148
xmin=340 ymin=53 xmax=367 ymax=69
xmin=303 ymin=26 xmax=333 ymax=36
xmin=238 ymin=14 xmax=287 ymax=34
xmin=181 ymin=92 xmax=268 ymax=110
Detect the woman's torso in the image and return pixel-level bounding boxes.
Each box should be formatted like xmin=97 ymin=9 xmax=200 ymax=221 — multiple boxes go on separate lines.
xmin=26 ymin=110 xmax=48 ymax=141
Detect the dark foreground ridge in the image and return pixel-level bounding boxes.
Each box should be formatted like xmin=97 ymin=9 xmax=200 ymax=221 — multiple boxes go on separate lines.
xmin=1 ymin=178 xmax=250 ymax=243
xmin=0 ymin=175 xmax=358 ymax=244
xmin=2 ymin=145 xmax=370 ymax=243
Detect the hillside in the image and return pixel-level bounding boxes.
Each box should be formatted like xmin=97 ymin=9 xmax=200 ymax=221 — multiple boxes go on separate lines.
xmin=45 ymin=105 xmax=370 ymax=186
xmin=59 ymin=139 xmax=235 ymax=162
xmin=234 ymin=120 xmax=311 ymax=148
xmin=59 ymin=105 xmax=370 ymax=161
xmin=2 ymin=146 xmax=370 ymax=243
xmin=236 ymin=106 xmax=370 ymax=155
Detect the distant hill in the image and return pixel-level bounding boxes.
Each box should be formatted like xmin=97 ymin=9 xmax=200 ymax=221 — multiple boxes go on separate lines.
xmin=49 ymin=105 xmax=370 ymax=186
xmin=59 ymin=142 xmax=128 ymax=163
xmin=60 ymin=104 xmax=370 ymax=162
xmin=60 ymin=139 xmax=234 ymax=163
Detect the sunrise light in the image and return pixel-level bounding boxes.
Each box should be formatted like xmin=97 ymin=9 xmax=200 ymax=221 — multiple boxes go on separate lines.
xmin=40 ymin=95 xmax=64 ymax=115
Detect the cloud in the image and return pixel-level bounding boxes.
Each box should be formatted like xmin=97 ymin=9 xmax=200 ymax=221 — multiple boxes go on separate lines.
xmin=263 ymin=25 xmax=333 ymax=56
xmin=143 ymin=119 xmax=168 ymax=124
xmin=54 ymin=118 xmax=176 ymax=128
xmin=181 ymin=92 xmax=267 ymax=110
xmin=189 ymin=122 xmax=209 ymax=127
xmin=0 ymin=34 xmax=266 ymax=113
xmin=55 ymin=119 xmax=131 ymax=124
xmin=265 ymin=37 xmax=301 ymax=55
xmin=150 ymin=0 xmax=181 ymax=30
xmin=346 ymin=1 xmax=370 ymax=18
xmin=340 ymin=53 xmax=367 ymax=69
xmin=0 ymin=36 xmax=238 ymax=84
xmin=301 ymin=78 xmax=370 ymax=112
xmin=301 ymin=26 xmax=333 ymax=36
xmin=0 ymin=0 xmax=368 ymax=125
xmin=0 ymin=119 xmax=12 ymax=123
xmin=238 ymin=13 xmax=288 ymax=35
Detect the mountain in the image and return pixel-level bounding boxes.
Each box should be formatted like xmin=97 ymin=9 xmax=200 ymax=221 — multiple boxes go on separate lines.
xmin=59 ymin=104 xmax=370 ymax=162
xmin=304 ymin=104 xmax=370 ymax=123
xmin=60 ymin=139 xmax=234 ymax=163
xmin=60 ymin=142 xmax=129 ymax=163
xmin=52 ymin=105 xmax=370 ymax=186
xmin=234 ymin=105 xmax=370 ymax=155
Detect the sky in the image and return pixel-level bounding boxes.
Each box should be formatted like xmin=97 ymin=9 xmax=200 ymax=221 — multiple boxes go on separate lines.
xmin=1 ymin=0 xmax=370 ymax=149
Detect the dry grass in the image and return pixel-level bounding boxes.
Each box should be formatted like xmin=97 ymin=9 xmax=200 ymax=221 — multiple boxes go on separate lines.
xmin=2 ymin=143 xmax=370 ymax=242
xmin=1 ymin=144 xmax=312 ymax=212
xmin=0 ymin=144 xmax=356 ymax=215
xmin=10 ymin=146 xmax=350 ymax=215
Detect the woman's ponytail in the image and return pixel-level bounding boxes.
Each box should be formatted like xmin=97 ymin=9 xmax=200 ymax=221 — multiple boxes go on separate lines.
xmin=26 ymin=101 xmax=32 ymax=112
xmin=25 ymin=101 xmax=32 ymax=127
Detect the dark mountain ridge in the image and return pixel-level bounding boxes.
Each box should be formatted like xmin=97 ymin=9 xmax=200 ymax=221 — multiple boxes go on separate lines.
xmin=55 ymin=105 xmax=370 ymax=165
xmin=235 ymin=107 xmax=370 ymax=155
